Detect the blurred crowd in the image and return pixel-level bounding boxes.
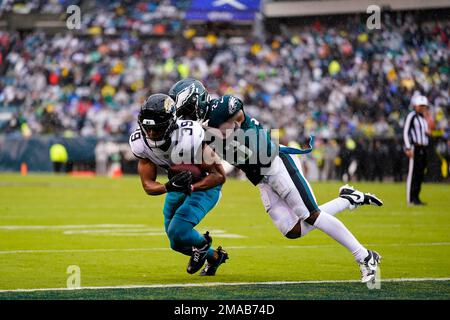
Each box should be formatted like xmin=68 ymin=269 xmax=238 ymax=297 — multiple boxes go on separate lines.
xmin=0 ymin=0 xmax=79 ymax=15
xmin=0 ymin=0 xmax=186 ymax=34
xmin=0 ymin=8 xmax=449 ymax=144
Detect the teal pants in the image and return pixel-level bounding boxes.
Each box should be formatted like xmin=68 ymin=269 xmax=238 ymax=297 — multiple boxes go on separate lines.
xmin=163 ymin=185 xmax=222 ymax=257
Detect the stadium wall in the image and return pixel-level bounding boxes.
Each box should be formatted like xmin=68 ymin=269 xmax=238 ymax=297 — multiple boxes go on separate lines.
xmin=0 ymin=135 xmax=97 ymax=172
xmin=264 ymin=0 xmax=450 ymax=17
xmin=0 ymin=136 xmax=447 ymax=183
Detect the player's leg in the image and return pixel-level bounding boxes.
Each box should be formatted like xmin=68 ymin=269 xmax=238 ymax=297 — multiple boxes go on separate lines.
xmin=163 ymin=191 xmax=191 ymax=255
xmin=292 ymin=155 xmax=382 ymax=212
xmin=260 ymin=161 xmax=381 ymax=239
xmin=167 ymin=185 xmax=226 ymax=274
xmin=260 ymin=157 xmax=344 ymax=238
xmin=163 ymin=192 xmax=192 ymax=255
xmin=297 ymin=194 xmax=381 ymax=238
xmin=274 ymin=154 xmax=381 ymax=282
xmin=293 ymin=155 xmax=382 ymax=236
xmin=259 ymin=183 xmax=300 ymax=238
xmin=184 ymin=185 xmax=229 ymax=276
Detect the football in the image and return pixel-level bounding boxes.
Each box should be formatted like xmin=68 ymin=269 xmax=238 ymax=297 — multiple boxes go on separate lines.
xmin=168 ymin=163 xmax=204 ymax=183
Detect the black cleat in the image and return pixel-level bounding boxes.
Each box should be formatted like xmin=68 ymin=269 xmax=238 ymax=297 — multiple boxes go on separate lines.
xmin=199 ymin=246 xmax=229 ymax=276
xmin=339 ymin=184 xmax=383 ymax=210
xmin=186 ymin=231 xmax=212 ymax=274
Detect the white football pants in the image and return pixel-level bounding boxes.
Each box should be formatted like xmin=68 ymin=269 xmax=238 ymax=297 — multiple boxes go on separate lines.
xmin=258 ymin=153 xmax=327 ymax=236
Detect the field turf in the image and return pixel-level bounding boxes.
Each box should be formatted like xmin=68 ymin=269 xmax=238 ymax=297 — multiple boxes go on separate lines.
xmin=0 ymin=173 xmax=449 ymax=299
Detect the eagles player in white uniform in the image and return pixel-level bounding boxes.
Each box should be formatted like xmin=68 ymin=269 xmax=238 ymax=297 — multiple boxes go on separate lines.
xmin=129 ymin=93 xmax=228 ymax=276
xmin=169 ymin=79 xmax=384 ymax=283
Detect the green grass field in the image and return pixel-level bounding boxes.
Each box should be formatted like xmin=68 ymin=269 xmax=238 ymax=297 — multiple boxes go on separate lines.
xmin=0 ymin=173 xmax=449 ymax=299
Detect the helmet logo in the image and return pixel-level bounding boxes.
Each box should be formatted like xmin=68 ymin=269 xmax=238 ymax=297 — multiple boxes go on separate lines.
xmin=229 ymin=96 xmax=238 ymax=114
xmin=164 ymin=97 xmax=174 ymax=112
xmin=175 ymin=83 xmax=196 ymax=110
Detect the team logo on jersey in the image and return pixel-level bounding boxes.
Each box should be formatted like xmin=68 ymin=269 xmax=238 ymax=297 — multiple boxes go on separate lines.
xmin=175 ymin=83 xmax=196 ymax=110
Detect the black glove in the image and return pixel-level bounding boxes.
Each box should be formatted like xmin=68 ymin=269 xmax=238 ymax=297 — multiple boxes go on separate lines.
xmin=165 ymin=171 xmax=192 ymax=195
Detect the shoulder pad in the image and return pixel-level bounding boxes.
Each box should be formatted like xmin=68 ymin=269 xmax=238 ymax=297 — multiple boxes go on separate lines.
xmin=129 ymin=130 xmax=146 ymax=159
xmin=206 ymin=95 xmax=243 ymax=128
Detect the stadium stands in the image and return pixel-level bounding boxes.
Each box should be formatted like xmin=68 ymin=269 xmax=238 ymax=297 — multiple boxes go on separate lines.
xmin=0 ymin=2 xmax=448 ymax=180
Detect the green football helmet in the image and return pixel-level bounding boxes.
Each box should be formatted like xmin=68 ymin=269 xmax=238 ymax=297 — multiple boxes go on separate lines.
xmin=168 ymin=78 xmax=211 ymax=121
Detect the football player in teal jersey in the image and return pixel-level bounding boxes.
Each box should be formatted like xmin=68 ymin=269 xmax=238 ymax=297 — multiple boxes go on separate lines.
xmin=169 ymin=78 xmax=384 ymax=283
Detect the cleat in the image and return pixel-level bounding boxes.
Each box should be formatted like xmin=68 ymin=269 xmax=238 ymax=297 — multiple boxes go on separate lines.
xmin=339 ymin=184 xmax=365 ymax=210
xmin=199 ymin=246 xmax=229 ymax=276
xmin=364 ymin=193 xmax=383 ymax=207
xmin=187 ymin=231 xmax=212 ymax=274
xmin=339 ymin=184 xmax=383 ymax=210
xmin=358 ymin=250 xmax=381 ymax=283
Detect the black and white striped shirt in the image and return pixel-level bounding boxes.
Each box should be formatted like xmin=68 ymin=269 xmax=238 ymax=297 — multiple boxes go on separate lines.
xmin=403 ymin=111 xmax=429 ymax=149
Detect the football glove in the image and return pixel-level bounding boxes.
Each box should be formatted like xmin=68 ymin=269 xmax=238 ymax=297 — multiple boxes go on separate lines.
xmin=165 ymin=171 xmax=193 ymax=195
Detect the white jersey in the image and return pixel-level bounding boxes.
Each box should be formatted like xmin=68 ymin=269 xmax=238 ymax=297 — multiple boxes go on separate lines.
xmin=129 ymin=120 xmax=205 ymax=169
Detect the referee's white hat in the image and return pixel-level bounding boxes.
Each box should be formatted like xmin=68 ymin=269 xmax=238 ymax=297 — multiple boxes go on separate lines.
xmin=411 ymin=95 xmax=429 ymax=107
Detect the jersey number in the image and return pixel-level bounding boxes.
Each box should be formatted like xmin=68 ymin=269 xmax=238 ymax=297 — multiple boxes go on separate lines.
xmin=180 ymin=120 xmax=193 ymax=136
xmin=131 ymin=131 xmax=141 ymax=142
xmin=251 ymin=118 xmax=260 ymax=126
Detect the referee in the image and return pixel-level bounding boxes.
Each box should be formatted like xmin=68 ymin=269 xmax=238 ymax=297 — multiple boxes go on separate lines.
xmin=403 ymin=95 xmax=433 ymax=206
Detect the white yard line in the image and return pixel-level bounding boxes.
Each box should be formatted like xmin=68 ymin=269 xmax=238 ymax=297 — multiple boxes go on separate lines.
xmin=0 ymin=278 xmax=449 ymax=293
xmin=0 ymin=242 xmax=449 ymax=255
xmin=0 ymin=248 xmax=169 ymax=254
xmin=0 ymin=224 xmax=147 ymax=230
xmin=0 ymin=225 xmax=246 ymax=238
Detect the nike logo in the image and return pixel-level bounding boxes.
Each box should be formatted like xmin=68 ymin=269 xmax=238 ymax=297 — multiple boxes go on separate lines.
xmin=369 ymin=260 xmax=377 ymax=267
xmin=172 ymin=182 xmax=183 ymax=188
xmin=351 ymin=193 xmax=361 ymax=200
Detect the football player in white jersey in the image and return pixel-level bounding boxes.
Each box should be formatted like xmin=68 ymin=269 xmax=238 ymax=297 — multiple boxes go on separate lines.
xmin=129 ymin=93 xmax=228 ymax=276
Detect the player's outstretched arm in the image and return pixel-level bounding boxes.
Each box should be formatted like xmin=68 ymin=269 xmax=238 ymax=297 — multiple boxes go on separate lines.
xmin=192 ymin=144 xmax=226 ymax=191
xmin=138 ymin=158 xmax=167 ymax=196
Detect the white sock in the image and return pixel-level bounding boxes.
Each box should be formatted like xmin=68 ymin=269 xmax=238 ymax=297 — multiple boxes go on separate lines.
xmin=300 ymin=198 xmax=350 ymax=237
xmin=312 ymin=211 xmax=368 ymax=262
xmin=319 ymin=198 xmax=350 ymax=215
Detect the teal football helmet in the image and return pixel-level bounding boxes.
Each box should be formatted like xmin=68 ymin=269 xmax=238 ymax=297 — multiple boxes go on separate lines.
xmin=168 ymin=78 xmax=211 ymax=120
